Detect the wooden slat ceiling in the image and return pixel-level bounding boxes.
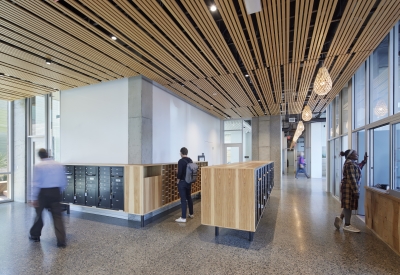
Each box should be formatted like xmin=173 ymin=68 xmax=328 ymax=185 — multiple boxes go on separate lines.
xmin=0 ymin=0 xmax=399 ymax=119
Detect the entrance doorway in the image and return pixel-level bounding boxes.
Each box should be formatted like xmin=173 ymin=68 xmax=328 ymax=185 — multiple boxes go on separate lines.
xmin=27 ymin=136 xmax=45 ymax=201
xmin=224 ymin=144 xmax=243 ymax=164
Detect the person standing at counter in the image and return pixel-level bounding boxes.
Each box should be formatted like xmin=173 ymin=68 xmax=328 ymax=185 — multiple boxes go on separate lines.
xmin=29 ymin=148 xmax=67 ymax=247
xmin=175 ymin=147 xmax=194 ymax=223
xmin=334 ymin=149 xmax=367 ymax=233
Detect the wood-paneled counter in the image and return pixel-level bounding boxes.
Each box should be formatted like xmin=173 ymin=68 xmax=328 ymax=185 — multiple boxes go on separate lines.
xmin=124 ymin=161 xmax=207 ymax=215
xmin=63 ymin=162 xmax=208 ymax=224
xmin=365 ymin=187 xmax=400 ymax=255
xmin=201 ymin=161 xmax=274 ymax=241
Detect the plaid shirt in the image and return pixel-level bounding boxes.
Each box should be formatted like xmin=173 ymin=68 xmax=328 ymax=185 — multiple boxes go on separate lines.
xmin=340 ymin=159 xmax=366 ymax=210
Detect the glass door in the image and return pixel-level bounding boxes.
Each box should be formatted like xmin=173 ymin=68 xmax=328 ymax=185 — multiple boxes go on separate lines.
xmin=224 ymin=144 xmax=243 ymax=164
xmin=0 ymin=101 xmax=11 ymax=202
xmin=27 ymin=136 xmax=45 ymax=201
xmin=334 ymin=138 xmax=341 ymax=197
xmin=355 ymin=130 xmax=367 ymax=215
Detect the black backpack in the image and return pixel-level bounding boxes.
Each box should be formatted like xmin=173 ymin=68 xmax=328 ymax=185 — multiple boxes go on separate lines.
xmin=184 ymin=159 xmax=199 ymax=184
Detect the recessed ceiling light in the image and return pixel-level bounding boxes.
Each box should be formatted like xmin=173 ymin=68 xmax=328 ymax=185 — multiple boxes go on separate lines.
xmin=245 ymin=74 xmax=249 ymax=77
xmin=111 ymin=36 xmax=117 ymax=40
xmin=0 ymin=73 xmax=4 ymax=77
xmin=258 ymin=99 xmax=260 ymax=102
xmin=45 ymin=59 xmax=52 ymax=65
xmin=213 ymin=92 xmax=217 ymax=96
xmin=210 ymin=5 xmax=217 ymax=12
xmin=211 ymin=104 xmax=213 ymax=107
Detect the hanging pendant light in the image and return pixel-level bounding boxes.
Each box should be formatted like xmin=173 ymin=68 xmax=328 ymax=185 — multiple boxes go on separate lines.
xmin=313 ymin=66 xmax=332 ymax=96
xmin=373 ymin=99 xmax=388 ymax=117
xmin=297 ymin=121 xmax=305 ymax=132
xmin=302 ymin=105 xmax=312 ymax=121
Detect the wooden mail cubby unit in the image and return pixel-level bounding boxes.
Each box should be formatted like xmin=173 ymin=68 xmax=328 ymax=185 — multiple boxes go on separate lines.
xmin=201 ymin=161 xmax=274 ymax=241
xmin=124 ymin=161 xmax=208 ymax=216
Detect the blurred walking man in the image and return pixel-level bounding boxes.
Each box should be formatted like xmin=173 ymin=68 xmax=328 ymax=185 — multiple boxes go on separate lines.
xmin=29 ymin=148 xmax=67 ymax=248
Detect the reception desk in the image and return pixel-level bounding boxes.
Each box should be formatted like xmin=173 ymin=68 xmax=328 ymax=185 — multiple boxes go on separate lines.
xmin=365 ymin=187 xmax=400 ymax=255
xmin=201 ymin=161 xmax=274 ymax=241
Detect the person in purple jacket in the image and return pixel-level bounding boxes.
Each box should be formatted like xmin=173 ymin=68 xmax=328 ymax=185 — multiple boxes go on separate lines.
xmin=29 ymin=148 xmax=67 ymax=248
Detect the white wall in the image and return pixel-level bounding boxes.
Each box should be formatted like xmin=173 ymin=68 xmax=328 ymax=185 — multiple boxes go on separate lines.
xmin=61 ymin=78 xmax=129 ymax=164
xmin=152 ymin=85 xmax=221 ymax=165
xmin=311 ymin=122 xmax=323 ymax=178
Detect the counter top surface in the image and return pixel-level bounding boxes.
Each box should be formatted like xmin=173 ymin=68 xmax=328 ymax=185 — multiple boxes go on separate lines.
xmin=201 ymin=161 xmax=273 ymax=170
xmin=365 ymin=186 xmax=400 ymax=203
xmin=62 ymin=161 xmax=207 ymax=167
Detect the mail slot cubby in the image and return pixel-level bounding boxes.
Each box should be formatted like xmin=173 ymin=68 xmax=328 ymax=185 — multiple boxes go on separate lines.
xmin=111 ymin=167 xmax=124 ymax=176
xmin=85 ymin=166 xmax=98 ymax=176
xmin=64 ymin=165 xmax=124 ymax=210
xmin=111 ymin=177 xmax=124 ymax=186
xmin=65 ymin=165 xmax=74 ymax=174
xmin=99 ymin=167 xmax=111 ymax=177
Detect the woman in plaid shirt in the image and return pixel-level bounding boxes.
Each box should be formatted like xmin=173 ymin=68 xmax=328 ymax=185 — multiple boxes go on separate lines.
xmin=334 ymin=149 xmax=368 ymax=233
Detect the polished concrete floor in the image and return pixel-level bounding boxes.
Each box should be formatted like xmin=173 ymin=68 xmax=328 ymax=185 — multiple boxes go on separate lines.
xmin=1 ymin=175 xmax=400 ymax=275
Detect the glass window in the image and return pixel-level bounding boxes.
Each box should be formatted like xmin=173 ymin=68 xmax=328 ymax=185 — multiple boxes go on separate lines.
xmin=334 ymin=138 xmax=341 ymax=197
xmin=224 ymin=120 xmax=242 ymax=143
xmin=354 ymin=63 xmax=366 ymax=128
xmin=370 ymin=35 xmax=389 ymax=122
xmin=341 ymin=85 xmax=349 ymax=134
xmin=0 ymin=101 xmax=11 ymax=201
xmin=394 ymin=123 xmax=400 ymax=190
xmin=335 ymin=96 xmax=340 ymax=136
xmin=51 ymin=92 xmax=61 ymax=161
xmin=329 ymin=105 xmax=334 ymax=139
xmin=329 ymin=140 xmax=334 ymax=192
xmin=242 ymin=120 xmax=252 ymax=162
xmin=372 ymin=125 xmax=390 ymax=187
xmin=31 ymin=95 xmax=46 ymax=136
xmin=395 ymin=22 xmax=400 ymax=113
xmin=341 ymin=135 xmax=348 ymax=168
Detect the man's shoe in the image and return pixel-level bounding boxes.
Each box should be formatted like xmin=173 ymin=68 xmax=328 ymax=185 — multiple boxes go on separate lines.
xmin=29 ymin=235 xmax=40 ymax=242
xmin=175 ymin=217 xmax=186 ymax=223
xmin=188 ymin=214 xmax=194 ymax=219
xmin=343 ymin=225 xmax=360 ymax=233
xmin=57 ymin=243 xmax=67 ymax=248
xmin=334 ymin=216 xmax=343 ymax=230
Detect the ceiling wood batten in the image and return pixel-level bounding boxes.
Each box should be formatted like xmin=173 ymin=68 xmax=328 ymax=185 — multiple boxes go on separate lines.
xmin=0 ymin=0 xmax=399 ymax=119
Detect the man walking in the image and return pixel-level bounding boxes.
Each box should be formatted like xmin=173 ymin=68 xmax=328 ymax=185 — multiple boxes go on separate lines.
xmin=175 ymin=147 xmax=194 ymax=223
xmin=29 ymin=148 xmax=67 ymax=247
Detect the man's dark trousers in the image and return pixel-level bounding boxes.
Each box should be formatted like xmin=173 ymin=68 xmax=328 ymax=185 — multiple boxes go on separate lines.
xmin=178 ymin=180 xmax=193 ymax=218
xmin=30 ymin=187 xmax=66 ymax=245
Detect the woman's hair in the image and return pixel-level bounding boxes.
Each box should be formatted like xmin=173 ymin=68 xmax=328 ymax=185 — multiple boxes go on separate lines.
xmin=340 ymin=149 xmax=351 ymax=158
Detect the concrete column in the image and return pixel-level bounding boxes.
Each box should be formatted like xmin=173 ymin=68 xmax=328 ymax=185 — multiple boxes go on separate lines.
xmin=270 ymin=115 xmax=282 ymax=188
xmin=13 ymin=99 xmax=26 ymax=202
xmin=251 ymin=117 xmax=259 ymax=160
xmin=252 ymin=115 xmax=282 ymax=188
xmin=128 ymin=76 xmax=153 ymax=164
xmin=258 ymin=116 xmax=270 ymax=160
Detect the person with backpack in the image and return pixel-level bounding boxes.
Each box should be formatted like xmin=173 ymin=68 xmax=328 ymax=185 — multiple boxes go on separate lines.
xmin=175 ymin=147 xmax=198 ymax=223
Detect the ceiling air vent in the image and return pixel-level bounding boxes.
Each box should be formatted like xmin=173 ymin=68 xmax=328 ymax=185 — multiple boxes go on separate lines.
xmin=289 ymin=118 xmax=296 ymax=123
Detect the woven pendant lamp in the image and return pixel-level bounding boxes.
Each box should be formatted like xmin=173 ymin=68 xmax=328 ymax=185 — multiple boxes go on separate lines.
xmin=313 ymin=66 xmax=332 ymax=95
xmin=297 ymin=121 xmax=305 ymax=132
xmin=302 ymin=105 xmax=312 ymax=121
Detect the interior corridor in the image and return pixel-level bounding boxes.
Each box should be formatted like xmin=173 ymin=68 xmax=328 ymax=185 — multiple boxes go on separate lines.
xmin=0 ymin=175 xmax=399 ymax=275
